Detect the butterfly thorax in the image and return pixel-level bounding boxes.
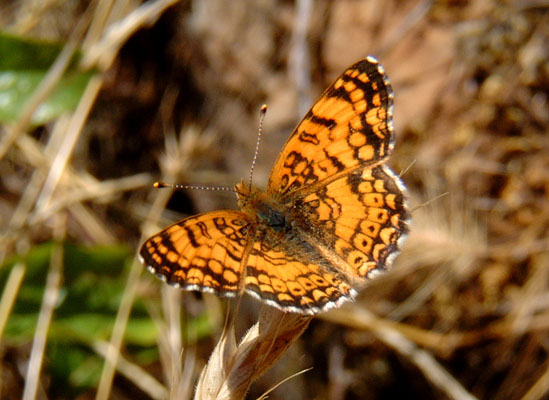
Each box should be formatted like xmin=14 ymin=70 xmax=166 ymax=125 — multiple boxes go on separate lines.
xmin=235 ymin=180 xmax=352 ymax=281
xmin=235 ymin=180 xmax=288 ymax=232
xmin=235 ymin=180 xmax=326 ymax=268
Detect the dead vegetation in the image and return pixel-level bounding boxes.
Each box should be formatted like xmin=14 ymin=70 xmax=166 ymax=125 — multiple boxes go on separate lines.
xmin=0 ymin=0 xmax=547 ymax=399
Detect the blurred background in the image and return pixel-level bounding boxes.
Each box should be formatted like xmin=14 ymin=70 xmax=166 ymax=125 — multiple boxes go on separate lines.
xmin=0 ymin=0 xmax=547 ymax=399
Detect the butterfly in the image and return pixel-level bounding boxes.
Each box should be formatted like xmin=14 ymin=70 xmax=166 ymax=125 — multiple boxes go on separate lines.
xmin=139 ymin=56 xmax=409 ymax=314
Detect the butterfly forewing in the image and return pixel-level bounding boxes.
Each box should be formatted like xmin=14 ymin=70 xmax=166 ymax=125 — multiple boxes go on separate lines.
xmin=267 ymin=57 xmax=395 ymax=199
xmin=139 ymin=210 xmax=250 ymax=296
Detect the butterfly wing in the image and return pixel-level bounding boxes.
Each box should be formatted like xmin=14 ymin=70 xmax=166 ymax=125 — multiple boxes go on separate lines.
xmin=139 ymin=210 xmax=251 ymax=296
xmin=267 ymin=57 xmax=409 ymax=284
xmin=289 ymin=165 xmax=409 ymax=280
xmin=268 ymin=57 xmax=395 ymax=198
xmin=140 ymin=207 xmax=355 ymax=313
xmin=243 ymin=237 xmax=356 ymax=314
xmin=140 ymin=57 xmax=408 ymax=313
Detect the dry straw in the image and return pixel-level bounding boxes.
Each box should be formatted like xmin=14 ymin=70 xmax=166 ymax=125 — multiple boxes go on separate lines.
xmin=195 ymin=307 xmax=312 ymax=400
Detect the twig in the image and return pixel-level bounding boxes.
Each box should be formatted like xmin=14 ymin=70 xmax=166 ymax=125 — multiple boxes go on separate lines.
xmin=323 ymin=308 xmax=478 ymax=400
xmin=22 ymin=214 xmax=66 ymax=400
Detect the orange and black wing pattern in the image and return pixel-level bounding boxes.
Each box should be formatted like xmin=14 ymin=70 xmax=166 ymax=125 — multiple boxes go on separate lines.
xmin=243 ymin=234 xmax=355 ymax=314
xmin=265 ymin=56 xmax=409 ymax=290
xmin=139 ymin=210 xmax=251 ymax=296
xmin=288 ymin=165 xmax=408 ymax=282
xmin=139 ymin=57 xmax=409 ymax=314
xmin=268 ymin=57 xmax=396 ymax=199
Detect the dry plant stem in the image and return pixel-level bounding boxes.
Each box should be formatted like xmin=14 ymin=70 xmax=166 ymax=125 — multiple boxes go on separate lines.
xmin=3 ymin=44 xmax=97 ymax=258
xmin=377 ymin=0 xmax=433 ymax=57
xmin=179 ymin=344 xmax=198 ymax=399
xmin=6 ymin=116 xmax=72 ymax=239
xmin=351 ymin=306 xmax=549 ymax=356
xmin=0 ymin=263 xmax=25 ymax=341
xmin=161 ymin=287 xmax=195 ymax=400
xmin=169 ymin=342 xmax=196 ymax=400
xmin=323 ymin=308 xmax=478 ymax=400
xmin=257 ymin=367 xmax=313 ymax=400
xmin=92 ymin=340 xmax=168 ymax=400
xmin=2 ymin=0 xmax=178 ymax=251
xmin=142 ymin=173 xmax=182 ymax=397
xmin=83 ymin=0 xmax=117 ymax=50
xmin=290 ymin=0 xmax=313 ymax=116
xmin=387 ymin=265 xmax=450 ymax=320
xmin=506 ymin=252 xmax=549 ymax=335
xmin=68 ymin=201 xmax=116 ymax=244
xmin=34 ymin=0 xmax=178 ymax=214
xmin=31 ymin=172 xmax=152 ymax=225
xmin=522 ymin=361 xmax=549 ymax=400
xmin=95 ymin=90 xmax=191 ymax=399
xmin=88 ymin=2 xmax=184 ymax=398
xmin=194 ymin=307 xmax=313 ymax=400
xmin=143 ymin=290 xmax=195 ymax=400
xmin=22 ymin=214 xmax=66 ymax=400
xmin=1 ymin=124 xmax=132 ymax=250
xmin=0 ymin=118 xmax=119 ymax=258
xmin=35 ymin=76 xmax=104 ymax=212
xmin=82 ymin=0 xmax=181 ymax=71
xmin=161 ymin=287 xmax=183 ymax=383
xmin=2 ymin=44 xmax=97 ymax=260
xmin=144 ymin=90 xmax=213 ymax=398
xmin=144 ymin=140 xmax=184 ymax=396
xmin=95 ymin=258 xmax=143 ymax=400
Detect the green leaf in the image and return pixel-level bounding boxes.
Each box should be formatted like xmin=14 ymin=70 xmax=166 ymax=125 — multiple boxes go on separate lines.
xmin=48 ymin=343 xmax=103 ymax=393
xmin=2 ymin=314 xmax=38 ymax=344
xmin=0 ymin=241 xmax=216 ymax=393
xmin=0 ymin=32 xmax=96 ymax=124
xmin=68 ymin=354 xmax=103 ymax=389
xmin=0 ymin=32 xmax=79 ymax=70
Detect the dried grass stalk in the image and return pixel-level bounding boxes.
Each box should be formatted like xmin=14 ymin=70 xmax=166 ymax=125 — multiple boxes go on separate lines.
xmin=194 ymin=307 xmax=313 ymax=400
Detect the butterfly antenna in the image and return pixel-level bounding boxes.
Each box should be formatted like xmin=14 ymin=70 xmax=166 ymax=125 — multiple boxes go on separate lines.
xmin=154 ymin=182 xmax=235 ymax=193
xmin=248 ymin=104 xmax=268 ymax=190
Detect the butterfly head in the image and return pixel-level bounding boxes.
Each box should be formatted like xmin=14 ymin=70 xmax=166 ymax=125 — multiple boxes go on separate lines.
xmin=235 ymin=179 xmax=252 ymax=207
xmin=235 ymin=179 xmax=270 ymax=216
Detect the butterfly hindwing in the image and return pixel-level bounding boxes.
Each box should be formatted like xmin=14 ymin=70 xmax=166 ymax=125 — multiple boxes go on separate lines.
xmin=287 ymin=165 xmax=409 ymax=281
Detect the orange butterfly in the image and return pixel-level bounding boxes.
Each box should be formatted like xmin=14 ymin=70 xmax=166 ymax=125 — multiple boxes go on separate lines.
xmin=139 ymin=56 xmax=409 ymax=314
